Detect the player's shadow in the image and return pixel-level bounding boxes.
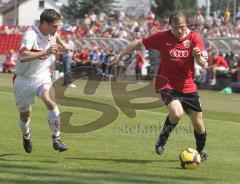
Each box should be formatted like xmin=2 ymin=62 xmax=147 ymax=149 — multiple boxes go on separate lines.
xmin=0 ymin=153 xmax=58 ymax=164
xmin=68 ymin=168 xmax=211 ymax=184
xmin=65 ymin=157 xmax=179 ymax=164
xmin=0 ymin=154 xmax=19 ymax=161
xmin=0 ymin=157 xmax=211 ymax=184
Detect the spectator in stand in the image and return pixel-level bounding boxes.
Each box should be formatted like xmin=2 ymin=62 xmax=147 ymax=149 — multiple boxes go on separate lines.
xmin=89 ymin=11 xmax=97 ymax=25
xmin=88 ymin=47 xmax=101 ymax=76
xmin=62 ymin=34 xmax=76 ymax=87
xmin=83 ymin=14 xmax=91 ymax=29
xmin=237 ymin=6 xmax=240 ymax=19
xmin=79 ymin=47 xmax=89 ymax=66
xmin=135 ymin=48 xmax=145 ymax=81
xmin=230 ymin=59 xmax=240 ymax=81
xmin=74 ymin=47 xmax=91 ymax=75
xmin=99 ymin=49 xmax=108 ymax=77
xmin=118 ymin=27 xmax=128 ymax=38
xmin=90 ymin=47 xmax=101 ymax=66
xmin=225 ymin=51 xmax=235 ymax=68
xmin=105 ymin=49 xmax=116 ymax=77
xmin=107 ymin=11 xmax=116 ymax=26
xmin=118 ymin=11 xmax=126 ymax=22
xmin=208 ymin=51 xmax=229 ymax=85
xmin=194 ymin=8 xmax=205 ymax=26
xmin=147 ymin=11 xmax=155 ymax=26
xmin=224 ymin=8 xmax=231 ymax=24
xmin=99 ymin=12 xmax=107 ymax=22
xmin=2 ymin=49 xmax=17 ymax=73
xmin=220 ymin=81 xmax=240 ymax=94
xmin=220 ymin=60 xmax=240 ymax=93
xmin=72 ymin=49 xmax=81 ymax=68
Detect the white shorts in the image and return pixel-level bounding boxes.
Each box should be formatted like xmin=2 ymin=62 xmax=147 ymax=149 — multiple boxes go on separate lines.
xmin=216 ymin=67 xmax=229 ymax=71
xmin=13 ymin=77 xmax=52 ymax=112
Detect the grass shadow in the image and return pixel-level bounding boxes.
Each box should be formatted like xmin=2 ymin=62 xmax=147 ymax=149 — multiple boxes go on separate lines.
xmin=65 ymin=156 xmax=179 ymax=164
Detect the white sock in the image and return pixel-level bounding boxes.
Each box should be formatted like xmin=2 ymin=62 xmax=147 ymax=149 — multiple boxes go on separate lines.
xmin=19 ymin=118 xmax=30 ymax=139
xmin=48 ymin=107 xmax=60 ymax=139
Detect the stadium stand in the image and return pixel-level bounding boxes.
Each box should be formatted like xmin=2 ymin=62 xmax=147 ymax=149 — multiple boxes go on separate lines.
xmin=0 ymin=33 xmax=22 ymax=54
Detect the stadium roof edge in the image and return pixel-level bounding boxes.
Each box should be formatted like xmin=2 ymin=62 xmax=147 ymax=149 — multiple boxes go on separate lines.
xmin=0 ymin=0 xmax=27 ymax=14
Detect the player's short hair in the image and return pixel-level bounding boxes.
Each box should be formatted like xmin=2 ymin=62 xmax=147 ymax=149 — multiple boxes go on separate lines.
xmin=169 ymin=11 xmax=186 ymax=25
xmin=40 ymin=9 xmax=61 ymax=24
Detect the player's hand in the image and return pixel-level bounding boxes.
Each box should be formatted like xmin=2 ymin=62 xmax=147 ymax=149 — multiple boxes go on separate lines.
xmin=115 ymin=52 xmax=123 ymax=63
xmin=46 ymin=44 xmax=61 ymax=55
xmin=192 ymin=47 xmax=201 ymax=58
xmin=116 ymin=52 xmax=131 ymax=63
xmin=111 ymin=52 xmax=122 ymax=64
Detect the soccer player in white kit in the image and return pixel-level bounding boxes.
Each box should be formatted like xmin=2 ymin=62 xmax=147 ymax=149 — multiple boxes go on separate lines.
xmin=13 ymin=9 xmax=71 ymax=153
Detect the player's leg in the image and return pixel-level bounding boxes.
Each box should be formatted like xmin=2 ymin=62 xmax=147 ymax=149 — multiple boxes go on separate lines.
xmin=155 ymin=90 xmax=183 ymax=155
xmin=101 ymin=62 xmax=107 ymax=76
xmin=13 ymin=78 xmax=34 ymax=153
xmin=19 ymin=108 xmax=31 ymax=138
xmin=19 ymin=108 xmax=32 ymax=153
xmin=188 ymin=110 xmax=207 ymax=161
xmin=37 ymin=84 xmax=67 ymax=152
xmin=183 ymin=92 xmax=207 ymax=161
xmin=63 ymin=56 xmax=73 ymax=86
xmin=211 ymin=66 xmax=217 ymax=85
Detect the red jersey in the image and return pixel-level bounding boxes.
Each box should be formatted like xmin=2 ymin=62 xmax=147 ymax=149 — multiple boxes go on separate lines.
xmin=80 ymin=50 xmax=88 ymax=64
xmin=214 ymin=55 xmax=229 ymax=68
xmin=142 ymin=30 xmax=206 ymax=93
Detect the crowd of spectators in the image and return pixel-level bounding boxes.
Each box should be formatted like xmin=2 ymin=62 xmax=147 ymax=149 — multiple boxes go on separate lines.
xmin=1 ymin=8 xmax=240 ymax=40
xmin=2 ymin=7 xmax=240 ymax=91
xmin=191 ymin=7 xmax=240 ymax=38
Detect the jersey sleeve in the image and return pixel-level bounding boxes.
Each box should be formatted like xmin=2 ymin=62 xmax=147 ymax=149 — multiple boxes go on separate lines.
xmin=142 ymin=32 xmax=162 ymax=50
xmin=19 ymin=30 xmax=36 ymax=52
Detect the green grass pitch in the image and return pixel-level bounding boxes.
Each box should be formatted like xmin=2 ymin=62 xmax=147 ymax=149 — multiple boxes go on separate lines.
xmin=0 ymin=73 xmax=240 ymax=184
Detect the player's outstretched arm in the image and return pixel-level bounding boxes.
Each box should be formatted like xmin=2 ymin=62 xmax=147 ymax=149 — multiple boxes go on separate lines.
xmin=123 ymin=39 xmax=142 ymax=54
xmin=19 ymin=45 xmax=60 ymax=63
xmin=116 ymin=39 xmax=142 ymax=62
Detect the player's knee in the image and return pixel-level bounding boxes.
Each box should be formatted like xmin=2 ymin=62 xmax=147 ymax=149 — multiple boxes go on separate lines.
xmin=170 ymin=111 xmax=183 ymax=123
xmin=20 ymin=111 xmax=31 ymax=122
xmin=20 ymin=116 xmax=29 ymax=123
xmin=42 ymin=97 xmax=56 ymax=109
xmin=46 ymin=101 xmax=57 ymax=110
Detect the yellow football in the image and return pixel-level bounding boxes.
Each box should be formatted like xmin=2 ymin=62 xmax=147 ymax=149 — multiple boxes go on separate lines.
xmin=179 ymin=148 xmax=201 ymax=169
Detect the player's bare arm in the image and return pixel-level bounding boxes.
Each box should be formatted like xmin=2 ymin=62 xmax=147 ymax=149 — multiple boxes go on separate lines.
xmin=56 ymin=34 xmax=72 ymax=51
xmin=116 ymin=39 xmax=142 ymax=62
xmin=19 ymin=45 xmax=60 ymax=63
xmin=192 ymin=47 xmax=208 ymax=68
xmin=124 ymin=39 xmax=143 ymax=53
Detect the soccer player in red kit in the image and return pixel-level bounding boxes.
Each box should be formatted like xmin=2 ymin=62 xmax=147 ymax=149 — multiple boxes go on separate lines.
xmin=118 ymin=11 xmax=208 ymax=161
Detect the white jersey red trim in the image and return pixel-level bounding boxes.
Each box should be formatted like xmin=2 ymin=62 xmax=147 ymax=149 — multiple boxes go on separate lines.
xmin=15 ymin=25 xmax=56 ymax=81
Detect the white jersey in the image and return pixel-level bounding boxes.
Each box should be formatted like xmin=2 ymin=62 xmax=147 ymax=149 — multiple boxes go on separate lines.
xmin=15 ymin=25 xmax=56 ymax=81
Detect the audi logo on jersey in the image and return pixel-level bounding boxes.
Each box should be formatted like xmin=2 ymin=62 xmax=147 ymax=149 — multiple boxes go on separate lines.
xmin=170 ymin=49 xmax=189 ymax=58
